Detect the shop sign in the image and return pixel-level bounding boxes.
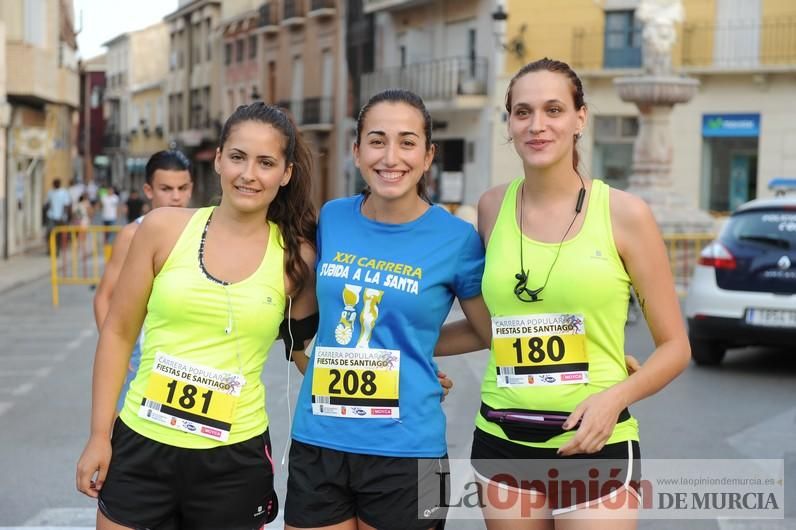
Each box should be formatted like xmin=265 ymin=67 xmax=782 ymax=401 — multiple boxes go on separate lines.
xmin=702 ymin=114 xmax=760 ymax=137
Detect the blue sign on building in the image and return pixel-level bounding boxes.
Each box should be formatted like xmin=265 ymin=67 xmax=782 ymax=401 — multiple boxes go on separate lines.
xmin=702 ymin=113 xmax=760 ymax=138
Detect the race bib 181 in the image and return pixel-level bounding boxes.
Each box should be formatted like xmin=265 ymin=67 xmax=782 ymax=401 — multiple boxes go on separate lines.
xmin=138 ymin=353 xmax=245 ymax=442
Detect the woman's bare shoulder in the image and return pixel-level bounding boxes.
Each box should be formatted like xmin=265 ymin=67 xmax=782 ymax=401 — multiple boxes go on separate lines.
xmin=478 ymin=182 xmax=512 ymax=244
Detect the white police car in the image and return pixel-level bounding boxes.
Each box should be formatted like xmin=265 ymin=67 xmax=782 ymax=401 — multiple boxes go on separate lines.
xmin=684 ymin=196 xmax=796 ymax=365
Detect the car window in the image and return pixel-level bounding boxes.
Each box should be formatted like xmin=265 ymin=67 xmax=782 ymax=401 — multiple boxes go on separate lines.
xmin=723 ymin=209 xmax=796 ymax=248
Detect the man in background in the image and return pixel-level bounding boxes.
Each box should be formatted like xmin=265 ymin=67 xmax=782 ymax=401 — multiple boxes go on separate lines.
xmin=93 ymin=150 xmax=193 ymax=410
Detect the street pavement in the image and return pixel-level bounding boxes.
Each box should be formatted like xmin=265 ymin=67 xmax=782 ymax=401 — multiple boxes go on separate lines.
xmin=0 ymin=252 xmax=52 ymax=295
xmin=0 ymin=269 xmax=97 ymax=528
xmin=0 ymin=270 xmax=792 ymax=529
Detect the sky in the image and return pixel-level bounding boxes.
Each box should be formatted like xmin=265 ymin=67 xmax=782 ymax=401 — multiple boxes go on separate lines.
xmin=73 ymin=0 xmax=178 ymax=59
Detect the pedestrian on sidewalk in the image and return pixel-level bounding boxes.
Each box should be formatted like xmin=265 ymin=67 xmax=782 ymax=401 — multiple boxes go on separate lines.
xmin=100 ymin=187 xmax=120 ymax=243
xmin=72 ymin=193 xmax=93 ymax=255
xmin=44 ymin=178 xmax=72 ymax=254
xmin=69 ymin=177 xmax=86 ymax=206
xmin=76 ymin=102 xmax=317 ymax=529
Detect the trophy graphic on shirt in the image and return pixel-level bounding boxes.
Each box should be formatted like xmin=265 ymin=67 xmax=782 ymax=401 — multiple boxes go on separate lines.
xmin=356 ymin=288 xmax=384 ymax=348
xmin=334 ymin=283 xmax=362 ymax=345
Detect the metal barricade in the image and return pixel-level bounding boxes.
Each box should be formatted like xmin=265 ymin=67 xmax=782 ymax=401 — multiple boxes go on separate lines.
xmin=663 ymin=233 xmax=716 ymax=296
xmin=49 ymin=225 xmax=122 ymax=307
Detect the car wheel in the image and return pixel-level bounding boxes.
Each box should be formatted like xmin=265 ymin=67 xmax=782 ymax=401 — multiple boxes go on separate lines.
xmin=689 ymin=335 xmax=726 ymax=366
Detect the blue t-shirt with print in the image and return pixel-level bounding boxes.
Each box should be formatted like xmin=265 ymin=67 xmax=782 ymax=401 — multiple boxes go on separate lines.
xmin=291 ymin=195 xmax=485 ymax=457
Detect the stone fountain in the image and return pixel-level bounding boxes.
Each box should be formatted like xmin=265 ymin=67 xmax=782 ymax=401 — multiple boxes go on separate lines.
xmin=614 ymin=0 xmax=715 ymax=235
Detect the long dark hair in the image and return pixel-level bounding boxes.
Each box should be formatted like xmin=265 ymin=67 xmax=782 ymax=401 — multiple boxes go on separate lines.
xmin=218 ymin=102 xmax=316 ymax=296
xmin=505 ymin=57 xmax=586 ymax=175
xmin=145 ymin=150 xmax=192 ymax=185
xmin=355 ymin=89 xmax=433 ymax=203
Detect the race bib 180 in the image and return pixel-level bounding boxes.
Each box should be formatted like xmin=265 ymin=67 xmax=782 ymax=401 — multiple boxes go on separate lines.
xmin=492 ymin=314 xmax=589 ymax=387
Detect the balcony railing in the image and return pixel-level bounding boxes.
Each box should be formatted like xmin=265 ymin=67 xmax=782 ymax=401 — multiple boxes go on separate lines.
xmin=310 ymin=0 xmax=335 ymax=12
xmin=302 ymin=97 xmax=332 ymax=125
xmin=276 ymin=98 xmax=332 ymax=127
xmin=283 ymin=0 xmax=305 ymax=21
xmin=572 ymin=27 xmax=642 ymax=70
xmin=363 ymin=0 xmax=431 ymax=13
xmin=361 ymin=56 xmax=488 ymax=106
xmin=682 ymin=18 xmax=796 ymax=68
xmin=258 ymin=3 xmax=278 ymax=28
xmin=572 ymin=18 xmax=796 ymax=72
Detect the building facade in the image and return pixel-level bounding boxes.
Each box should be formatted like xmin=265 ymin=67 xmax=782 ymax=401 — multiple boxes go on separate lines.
xmin=361 ymin=0 xmax=496 ymax=206
xmin=128 ymin=82 xmax=170 ymax=192
xmin=220 ymin=0 xmax=262 ymax=117
xmin=103 ymin=22 xmax=171 ymax=194
xmin=493 ymin=0 xmax=796 ymax=214
xmin=262 ymin=0 xmax=342 ymax=205
xmin=1 ymin=0 xmax=79 ymax=257
xmin=0 ymin=22 xmax=8 ymax=259
xmin=78 ymin=54 xmax=107 ymax=189
xmin=127 ymin=23 xmax=170 ymax=193
xmin=165 ymin=0 xmax=222 ymax=205
xmin=102 ymin=33 xmax=131 ymax=190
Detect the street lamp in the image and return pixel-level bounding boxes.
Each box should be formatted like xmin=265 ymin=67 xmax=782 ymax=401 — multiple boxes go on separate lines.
xmin=491 ymin=4 xmax=526 ymax=61
xmin=491 ymin=4 xmax=508 ymax=22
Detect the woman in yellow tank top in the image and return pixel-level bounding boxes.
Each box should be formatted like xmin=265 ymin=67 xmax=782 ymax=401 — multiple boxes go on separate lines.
xmin=76 ymin=103 xmax=317 ymax=530
xmin=437 ymin=58 xmax=690 ymax=528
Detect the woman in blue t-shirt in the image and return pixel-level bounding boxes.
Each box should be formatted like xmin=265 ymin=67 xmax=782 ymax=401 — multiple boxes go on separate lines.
xmin=284 ymin=89 xmax=492 ymax=530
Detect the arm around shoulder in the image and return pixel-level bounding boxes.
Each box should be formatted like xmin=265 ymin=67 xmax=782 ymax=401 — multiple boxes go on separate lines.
xmin=283 ymin=240 xmax=318 ymax=374
xmin=435 ymin=197 xmax=496 ymax=357
xmin=435 ymin=294 xmax=492 ymax=357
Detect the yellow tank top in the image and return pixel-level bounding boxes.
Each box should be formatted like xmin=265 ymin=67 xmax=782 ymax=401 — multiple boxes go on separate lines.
xmin=121 ymin=207 xmax=286 ymax=448
xmin=476 ymin=178 xmax=638 ymax=448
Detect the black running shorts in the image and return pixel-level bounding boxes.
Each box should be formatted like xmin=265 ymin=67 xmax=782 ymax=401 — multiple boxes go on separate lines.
xmin=284 ymin=438 xmax=448 ymax=530
xmin=471 ymin=428 xmax=642 ymax=514
xmin=98 ymin=418 xmax=278 ymax=530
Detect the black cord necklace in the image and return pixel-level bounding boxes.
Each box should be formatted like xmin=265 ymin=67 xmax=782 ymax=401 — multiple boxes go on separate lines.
xmin=513 ymin=175 xmax=587 ymax=303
